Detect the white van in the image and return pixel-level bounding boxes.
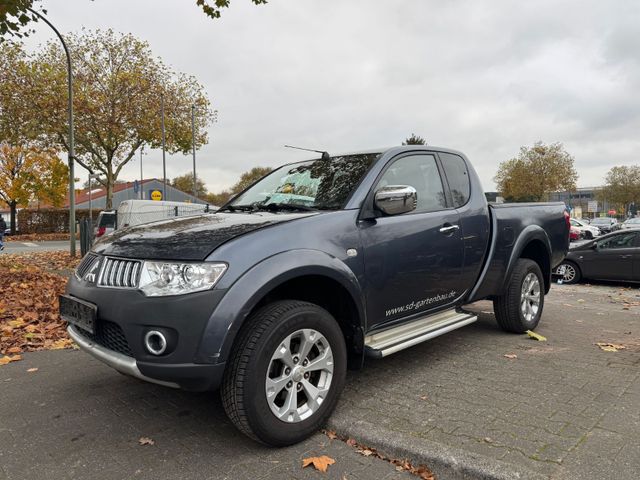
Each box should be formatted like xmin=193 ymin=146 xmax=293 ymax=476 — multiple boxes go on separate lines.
xmin=116 ymin=200 xmax=214 ymax=229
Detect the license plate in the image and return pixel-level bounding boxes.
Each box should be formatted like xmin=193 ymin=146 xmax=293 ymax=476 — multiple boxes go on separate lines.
xmin=59 ymin=295 xmax=97 ymax=334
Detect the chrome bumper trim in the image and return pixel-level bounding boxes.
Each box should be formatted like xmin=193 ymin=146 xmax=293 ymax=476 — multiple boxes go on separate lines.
xmin=67 ymin=325 xmax=179 ymax=389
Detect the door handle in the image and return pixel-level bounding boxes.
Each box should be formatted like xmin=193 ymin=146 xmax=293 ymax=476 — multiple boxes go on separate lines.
xmin=439 ymin=224 xmax=460 ymax=234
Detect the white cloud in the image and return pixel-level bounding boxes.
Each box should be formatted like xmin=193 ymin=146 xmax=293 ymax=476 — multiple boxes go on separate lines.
xmin=22 ymin=0 xmax=640 ymax=192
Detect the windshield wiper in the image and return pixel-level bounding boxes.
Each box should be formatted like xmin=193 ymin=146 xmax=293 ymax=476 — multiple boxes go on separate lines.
xmin=254 ymin=203 xmax=318 ymax=212
xmin=217 ymin=204 xmax=256 ymax=213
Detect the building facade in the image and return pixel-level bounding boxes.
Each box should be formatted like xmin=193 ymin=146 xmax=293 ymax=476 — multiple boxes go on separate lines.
xmin=548 ymin=187 xmax=618 ymax=218
xmin=72 ymin=178 xmax=207 ymax=210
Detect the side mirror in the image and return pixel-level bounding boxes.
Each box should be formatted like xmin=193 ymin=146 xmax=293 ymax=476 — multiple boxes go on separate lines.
xmin=374 ymin=185 xmax=417 ymax=216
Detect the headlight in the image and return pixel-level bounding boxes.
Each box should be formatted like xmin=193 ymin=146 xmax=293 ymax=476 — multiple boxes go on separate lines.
xmin=138 ymin=261 xmax=227 ymax=297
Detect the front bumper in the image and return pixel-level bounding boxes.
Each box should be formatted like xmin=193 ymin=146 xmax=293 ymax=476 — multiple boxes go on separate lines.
xmin=68 ymin=325 xmax=178 ymax=388
xmin=68 ymin=324 xmax=226 ymax=391
xmin=65 ymin=272 xmax=229 ymax=391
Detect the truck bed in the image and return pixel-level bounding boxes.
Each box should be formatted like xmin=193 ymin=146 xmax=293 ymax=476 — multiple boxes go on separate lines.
xmin=467 ymin=202 xmax=569 ymax=302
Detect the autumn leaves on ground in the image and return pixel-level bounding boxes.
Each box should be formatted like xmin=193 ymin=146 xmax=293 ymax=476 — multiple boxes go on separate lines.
xmin=0 ymin=251 xmax=79 ymax=364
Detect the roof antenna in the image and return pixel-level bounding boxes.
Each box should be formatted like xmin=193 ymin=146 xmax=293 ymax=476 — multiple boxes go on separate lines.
xmin=284 ymin=145 xmax=331 ymax=160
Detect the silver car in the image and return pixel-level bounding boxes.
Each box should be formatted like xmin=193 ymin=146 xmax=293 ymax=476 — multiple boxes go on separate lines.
xmin=621 ymin=217 xmax=640 ymax=230
xmin=569 ymin=217 xmax=600 ymax=239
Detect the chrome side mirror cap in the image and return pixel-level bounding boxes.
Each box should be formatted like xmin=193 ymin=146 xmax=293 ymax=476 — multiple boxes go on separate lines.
xmin=374 ymin=185 xmax=417 ymax=216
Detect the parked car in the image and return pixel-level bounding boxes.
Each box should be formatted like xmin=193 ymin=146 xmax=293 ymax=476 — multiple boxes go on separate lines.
xmin=569 ymin=226 xmax=581 ymax=241
xmin=620 ymin=217 xmax=640 ymax=230
xmin=94 ymin=211 xmax=116 ymax=238
xmin=570 ymin=218 xmax=600 ymax=239
xmin=589 ymin=217 xmax=619 ymax=234
xmin=61 ymin=146 xmax=569 ymax=446
xmin=555 ymin=230 xmax=640 ymax=284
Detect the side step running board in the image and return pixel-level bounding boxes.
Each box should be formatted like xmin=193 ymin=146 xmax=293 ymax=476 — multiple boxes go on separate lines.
xmin=364 ymin=309 xmax=477 ymax=358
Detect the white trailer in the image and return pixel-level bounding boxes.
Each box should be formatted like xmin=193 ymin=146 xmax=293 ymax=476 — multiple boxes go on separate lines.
xmin=116 ymin=200 xmax=215 ymax=229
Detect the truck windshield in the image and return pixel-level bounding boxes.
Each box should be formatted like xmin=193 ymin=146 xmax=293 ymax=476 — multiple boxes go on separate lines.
xmin=226 ymin=153 xmax=380 ymax=211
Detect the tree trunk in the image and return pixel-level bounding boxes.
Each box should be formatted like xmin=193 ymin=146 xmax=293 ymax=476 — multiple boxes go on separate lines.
xmin=106 ymin=162 xmax=114 ymax=210
xmin=9 ymin=200 xmax=17 ymax=235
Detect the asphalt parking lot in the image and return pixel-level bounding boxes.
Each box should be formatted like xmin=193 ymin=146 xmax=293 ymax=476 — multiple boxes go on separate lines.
xmin=1 ymin=282 xmax=638 ymax=480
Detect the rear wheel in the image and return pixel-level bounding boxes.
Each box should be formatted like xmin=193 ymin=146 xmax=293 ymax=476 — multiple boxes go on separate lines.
xmin=221 ymin=300 xmax=346 ymax=446
xmin=584 ymin=231 xmax=593 ymax=240
xmin=494 ymin=259 xmax=545 ymax=333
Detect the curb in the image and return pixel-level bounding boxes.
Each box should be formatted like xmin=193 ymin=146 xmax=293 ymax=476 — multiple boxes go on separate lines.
xmin=326 ymin=416 xmax=548 ymax=480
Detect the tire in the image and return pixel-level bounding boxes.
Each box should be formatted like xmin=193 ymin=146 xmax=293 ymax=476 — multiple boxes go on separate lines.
xmin=585 ymin=231 xmax=593 ymax=240
xmin=493 ymin=259 xmax=545 ymax=333
xmin=558 ymin=260 xmax=581 ymax=285
xmin=221 ymin=300 xmax=347 ymax=446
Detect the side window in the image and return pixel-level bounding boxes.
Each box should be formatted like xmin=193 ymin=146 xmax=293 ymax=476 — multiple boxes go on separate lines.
xmin=440 ymin=152 xmax=470 ymax=207
xmin=570 ymin=219 xmax=580 ymax=227
xmin=376 ymin=154 xmax=447 ymax=213
xmin=597 ymin=232 xmax=637 ymax=250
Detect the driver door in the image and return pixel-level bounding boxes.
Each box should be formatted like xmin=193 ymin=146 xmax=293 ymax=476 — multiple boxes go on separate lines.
xmin=359 ymin=153 xmax=464 ymax=330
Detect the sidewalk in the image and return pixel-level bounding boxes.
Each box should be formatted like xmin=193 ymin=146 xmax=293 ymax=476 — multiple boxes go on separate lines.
xmin=328 ymin=284 xmax=640 ymax=479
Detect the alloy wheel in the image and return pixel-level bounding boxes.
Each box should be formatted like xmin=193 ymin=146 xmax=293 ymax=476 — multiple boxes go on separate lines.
xmin=265 ymin=329 xmax=334 ymax=423
xmin=520 ymin=272 xmax=541 ymax=322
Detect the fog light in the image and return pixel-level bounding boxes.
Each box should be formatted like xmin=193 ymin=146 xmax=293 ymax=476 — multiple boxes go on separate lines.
xmin=144 ymin=330 xmax=167 ymax=356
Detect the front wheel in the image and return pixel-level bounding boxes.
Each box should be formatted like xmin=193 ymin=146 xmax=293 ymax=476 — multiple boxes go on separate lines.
xmin=493 ymin=259 xmax=545 ymax=333
xmin=221 ymin=300 xmax=346 ymax=446
xmin=557 ymin=260 xmax=581 ymax=284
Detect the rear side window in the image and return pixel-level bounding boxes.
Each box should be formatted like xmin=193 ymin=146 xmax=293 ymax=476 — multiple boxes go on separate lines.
xmin=440 ymin=153 xmax=470 ymax=207
xmin=99 ymin=214 xmax=116 ymax=228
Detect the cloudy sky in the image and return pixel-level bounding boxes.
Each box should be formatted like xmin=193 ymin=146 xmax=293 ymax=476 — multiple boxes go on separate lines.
xmin=23 ymin=0 xmax=640 ymax=193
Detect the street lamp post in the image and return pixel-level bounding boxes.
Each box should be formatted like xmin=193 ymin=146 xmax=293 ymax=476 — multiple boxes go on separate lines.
xmin=27 ymin=7 xmax=76 ymax=256
xmin=161 ymin=93 xmax=167 ymax=201
xmin=191 ymin=104 xmax=197 ymax=199
xmin=139 ymin=147 xmax=144 ymax=200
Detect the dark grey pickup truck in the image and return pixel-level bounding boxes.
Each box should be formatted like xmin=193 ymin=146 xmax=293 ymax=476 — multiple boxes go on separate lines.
xmin=61 ymin=146 xmax=569 ymax=445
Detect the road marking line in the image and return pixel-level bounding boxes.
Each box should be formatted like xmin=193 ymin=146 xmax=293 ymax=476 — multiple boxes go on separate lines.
xmin=22 ymin=242 xmax=39 ymax=247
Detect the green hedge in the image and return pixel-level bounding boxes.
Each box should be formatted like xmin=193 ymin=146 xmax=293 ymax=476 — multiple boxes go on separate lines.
xmin=17 ymin=209 xmax=100 ymax=234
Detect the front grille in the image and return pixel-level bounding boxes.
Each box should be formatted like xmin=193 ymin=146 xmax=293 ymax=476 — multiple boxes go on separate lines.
xmin=98 ymin=257 xmax=141 ymax=288
xmin=75 ymin=253 xmax=98 ymax=280
xmin=79 ymin=320 xmax=133 ymax=357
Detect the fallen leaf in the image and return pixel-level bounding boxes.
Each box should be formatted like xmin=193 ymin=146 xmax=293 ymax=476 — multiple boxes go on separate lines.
xmin=27 ymin=367 xmax=38 ymax=372
xmin=0 ymin=354 xmax=22 ymax=365
xmin=419 ymin=395 xmax=429 ymax=401
xmin=358 ymin=448 xmax=374 ymax=456
xmin=0 ymin=252 xmax=80 ymax=356
xmin=302 ymin=455 xmax=335 ymax=473
xmin=503 ymin=353 xmax=518 ymax=359
xmin=526 ymin=330 xmax=547 ymax=342
xmin=325 ymin=430 xmax=338 ymax=440
xmin=138 ymin=437 xmax=155 ymax=446
xmin=595 ymin=342 xmax=626 ymax=352
xmin=346 ymin=438 xmax=357 ymax=447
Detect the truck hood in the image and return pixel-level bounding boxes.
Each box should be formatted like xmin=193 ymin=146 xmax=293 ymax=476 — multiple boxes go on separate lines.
xmin=92 ymin=211 xmax=317 ymax=260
